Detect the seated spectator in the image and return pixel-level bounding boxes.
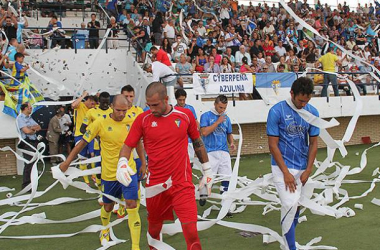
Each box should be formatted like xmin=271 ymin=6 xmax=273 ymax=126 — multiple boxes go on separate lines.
xmin=277 ymin=64 xmax=286 ymax=73
xmin=175 ymin=54 xmax=193 ymax=87
xmin=210 ymin=48 xmax=222 ymax=65
xmin=286 ymin=49 xmax=300 ymax=69
xmin=239 ymin=56 xmax=253 ymax=100
xmin=223 ymin=47 xmax=236 ymax=68
xmin=235 ymin=45 xmax=251 ymax=68
xmin=195 ymin=47 xmax=208 ymax=72
xmin=265 ymin=56 xmax=276 ymax=73
xmin=250 ymin=39 xmax=264 ymax=58
xmin=251 ymin=57 xmax=261 ymax=73
xmin=275 ymin=41 xmax=287 ymax=58
xmin=204 ymin=55 xmax=221 ymax=73
xmin=263 ymin=40 xmax=275 ymax=60
xmin=203 ymin=38 xmax=215 ymax=56
xmin=220 ymin=56 xmax=234 ymax=73
xmin=348 ymin=65 xmax=368 ymax=96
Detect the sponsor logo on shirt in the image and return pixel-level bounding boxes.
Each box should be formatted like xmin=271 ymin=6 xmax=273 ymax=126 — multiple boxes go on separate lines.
xmin=286 ymin=121 xmax=306 ymax=136
xmin=285 ymin=115 xmax=292 ymax=120
xmin=108 ymin=126 xmax=113 ymax=131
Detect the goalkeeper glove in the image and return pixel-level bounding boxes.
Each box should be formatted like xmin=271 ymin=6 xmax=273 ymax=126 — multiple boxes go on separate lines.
xmin=116 ymin=157 xmax=136 ymax=187
xmin=199 ymin=162 xmax=213 ymax=196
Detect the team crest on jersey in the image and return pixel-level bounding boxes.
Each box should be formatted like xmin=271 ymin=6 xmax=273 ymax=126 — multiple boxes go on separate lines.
xmin=132 ymin=112 xmax=136 ymax=117
xmin=84 ymin=130 xmax=91 ymax=137
xmin=126 ymin=124 xmax=130 ymax=131
xmin=151 ymin=121 xmax=158 ymax=127
xmin=83 ymin=117 xmax=88 ymax=123
xmin=108 ymin=126 xmax=113 ymax=131
xmin=175 ymin=119 xmax=181 ymax=128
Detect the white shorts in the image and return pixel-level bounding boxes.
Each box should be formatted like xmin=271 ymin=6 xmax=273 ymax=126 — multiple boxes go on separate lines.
xmin=188 ymin=143 xmax=195 ymax=163
xmin=208 ymin=151 xmax=232 ymax=176
xmin=271 ymin=165 xmax=304 ymax=235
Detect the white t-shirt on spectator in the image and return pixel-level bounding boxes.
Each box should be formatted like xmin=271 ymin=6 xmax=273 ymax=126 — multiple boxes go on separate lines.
xmin=164 ymin=24 xmax=175 ymax=39
xmin=235 ymin=51 xmax=251 ymax=66
xmin=172 ymin=42 xmax=188 ymax=58
xmin=59 ymin=114 xmax=72 ymax=133
xmin=225 ymin=32 xmax=241 ymax=47
xmin=152 ymin=61 xmax=176 ymax=83
xmin=197 ymin=26 xmax=207 ymax=37
xmin=275 ymin=46 xmax=287 ymax=57
xmin=220 ymin=7 xmax=230 ymax=19
xmin=263 ymin=25 xmax=275 ymax=35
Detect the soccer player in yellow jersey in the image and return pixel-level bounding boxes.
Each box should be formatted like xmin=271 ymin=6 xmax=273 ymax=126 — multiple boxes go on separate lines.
xmin=71 ymin=91 xmax=97 ymax=185
xmin=60 ymin=95 xmax=146 ymax=250
xmin=80 ymin=92 xmax=113 ymax=191
xmin=117 ymin=85 xmax=144 ymax=218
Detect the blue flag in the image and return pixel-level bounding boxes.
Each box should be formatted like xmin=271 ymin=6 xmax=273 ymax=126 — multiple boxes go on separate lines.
xmin=255 ymin=72 xmax=296 ymax=88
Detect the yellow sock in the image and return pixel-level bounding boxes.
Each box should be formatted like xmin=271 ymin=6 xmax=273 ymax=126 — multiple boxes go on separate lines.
xmin=100 ymin=206 xmax=111 ymax=227
xmin=96 ymin=178 xmax=102 ymax=191
xmin=79 ymin=164 xmax=89 ymax=184
xmin=126 ymin=207 xmax=141 ymax=250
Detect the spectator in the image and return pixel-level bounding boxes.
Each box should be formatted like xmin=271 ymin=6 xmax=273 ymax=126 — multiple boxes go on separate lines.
xmin=132 ymin=25 xmax=151 ymax=63
xmin=161 ymin=38 xmax=173 ymax=59
xmin=152 ymin=12 xmax=164 ymax=45
xmin=175 ymin=54 xmax=193 ymax=87
xmin=203 ymin=38 xmax=215 ymax=56
xmin=251 ymin=57 xmax=261 ymax=73
xmin=315 ymin=47 xmax=342 ymax=97
xmin=220 ymin=56 xmax=234 ymax=73
xmin=107 ymin=17 xmax=119 ymax=49
xmin=87 ymin=13 xmax=100 ymax=49
xmin=163 ymin=19 xmax=176 ymax=44
xmin=348 ymin=65 xmax=367 ymax=96
xmin=210 ymin=48 xmax=222 ymax=65
xmin=47 ymin=108 xmax=63 ymax=165
xmin=235 ymin=45 xmax=251 ymax=68
xmin=197 ymin=20 xmax=207 ymax=37
xmin=265 ymin=56 xmax=276 ymax=73
xmin=16 ymin=103 xmax=41 ymax=189
xmin=1 ymin=11 xmax=18 ymax=40
xmin=143 ymin=61 xmax=177 ymax=87
xmin=195 ymin=47 xmax=208 ymax=72
xmin=275 ymin=41 xmax=287 ymax=58
xmin=225 ymin=27 xmax=242 ymax=55
xmin=172 ymin=35 xmax=188 ymax=62
xmin=250 ymin=39 xmax=264 ymax=58
xmin=204 ymin=55 xmax=221 ymax=73
xmin=150 ymin=46 xmax=172 ymax=67
xmin=58 ymin=106 xmax=72 ymax=155
xmin=224 ymin=47 xmax=236 ymax=68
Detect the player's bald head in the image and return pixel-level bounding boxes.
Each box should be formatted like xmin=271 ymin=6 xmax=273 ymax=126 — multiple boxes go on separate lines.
xmin=112 ymin=94 xmax=130 ymax=106
xmin=146 ymin=82 xmax=167 ymax=100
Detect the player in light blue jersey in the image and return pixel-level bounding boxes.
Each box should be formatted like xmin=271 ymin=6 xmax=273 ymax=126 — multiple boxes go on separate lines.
xmin=200 ymin=95 xmax=235 ymax=211
xmin=175 ymin=89 xmax=199 ymax=164
xmin=267 ymin=77 xmax=319 ymax=250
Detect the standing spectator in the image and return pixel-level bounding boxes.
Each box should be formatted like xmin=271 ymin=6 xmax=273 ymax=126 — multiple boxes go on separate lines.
xmin=152 ymin=12 xmax=164 ymax=45
xmin=88 ymin=13 xmax=100 ymax=49
xmin=107 ymin=17 xmax=119 ymax=49
xmin=76 ymin=22 xmax=89 ymax=48
xmin=315 ymin=47 xmax=342 ymax=97
xmin=172 ymin=35 xmax=188 ymax=62
xmin=106 ymin=0 xmax=118 ymax=18
xmin=58 ymin=106 xmax=72 ymax=154
xmin=1 ymin=11 xmax=18 ymax=40
xmin=47 ymin=108 xmax=63 ymax=165
xmin=197 ymin=20 xmax=207 ymax=37
xmin=275 ymin=41 xmax=287 ymax=58
xmin=16 ymin=103 xmax=41 ymax=189
xmin=150 ymin=46 xmax=172 ymax=67
xmin=163 ymin=19 xmax=176 ymax=44
xmin=225 ymin=27 xmax=242 ymax=55
xmin=132 ymin=26 xmax=151 ymax=63
xmin=199 ymin=95 xmax=235 ymax=212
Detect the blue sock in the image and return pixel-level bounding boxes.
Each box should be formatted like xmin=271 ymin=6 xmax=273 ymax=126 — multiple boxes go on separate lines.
xmin=221 ymin=181 xmax=229 ymax=194
xmin=284 ymin=210 xmax=300 ymax=250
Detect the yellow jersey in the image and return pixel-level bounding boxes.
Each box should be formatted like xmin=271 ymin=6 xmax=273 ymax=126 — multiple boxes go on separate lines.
xmin=82 ymin=115 xmax=135 ymax=181
xmin=318 ymin=52 xmax=338 ymax=72
xmin=124 ymin=105 xmax=144 ymax=160
xmin=73 ymin=102 xmax=89 ymax=137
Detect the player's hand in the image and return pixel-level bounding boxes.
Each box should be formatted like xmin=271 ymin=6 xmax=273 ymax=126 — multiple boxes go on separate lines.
xmin=216 ymin=114 xmax=226 ymax=124
xmin=230 ymin=143 xmax=236 ymax=151
xmin=199 ymin=162 xmax=214 ymax=196
xmin=82 ymin=90 xmax=88 ymax=98
xmin=59 ymin=161 xmax=70 ymax=172
xmin=139 ymin=162 xmax=147 ymax=180
xmin=300 ymin=169 xmax=311 ymax=186
xmin=284 ymin=172 xmax=296 ymax=193
xmin=116 ymin=157 xmax=136 ymax=187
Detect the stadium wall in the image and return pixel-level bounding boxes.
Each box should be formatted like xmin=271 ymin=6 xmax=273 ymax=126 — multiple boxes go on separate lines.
xmin=0 ymin=139 xmax=18 ymax=176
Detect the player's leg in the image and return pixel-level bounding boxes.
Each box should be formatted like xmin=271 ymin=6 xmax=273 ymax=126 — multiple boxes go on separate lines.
xmin=123 ymin=173 xmax=141 ymax=250
xmin=219 ymin=151 xmax=232 ymax=194
xmin=100 ymin=180 xmax=122 ymax=244
xmin=272 ymin=166 xmax=303 ymax=250
xmin=172 ymin=184 xmax=201 ymax=250
xmin=199 ymin=151 xmax=218 ymax=206
xmin=75 ymin=136 xmax=90 ymax=186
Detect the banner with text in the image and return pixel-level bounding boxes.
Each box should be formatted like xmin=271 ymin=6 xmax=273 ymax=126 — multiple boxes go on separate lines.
xmin=193 ymin=73 xmax=253 ymax=94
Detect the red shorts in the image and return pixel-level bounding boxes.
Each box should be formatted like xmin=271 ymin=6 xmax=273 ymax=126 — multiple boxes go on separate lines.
xmin=146 ymin=183 xmax=197 ymax=224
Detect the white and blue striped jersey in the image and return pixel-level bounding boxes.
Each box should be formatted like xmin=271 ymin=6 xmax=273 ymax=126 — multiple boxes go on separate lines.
xmin=200 ymin=111 xmax=232 ymax=153
xmin=267 ymin=100 xmax=320 ymax=170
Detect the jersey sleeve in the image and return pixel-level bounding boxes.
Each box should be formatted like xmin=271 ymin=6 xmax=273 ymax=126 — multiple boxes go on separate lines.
xmin=309 ymin=107 xmax=320 ymax=137
xmin=82 ymin=109 xmax=91 ymax=126
xmin=266 ymin=107 xmax=280 ymax=137
xmin=226 ymin=116 xmax=232 ymax=134
xmin=15 ymin=62 xmax=23 ymax=72
xmin=199 ymin=113 xmax=209 ymax=128
xmin=125 ymin=113 xmax=144 ymax=148
xmin=187 ymin=109 xmax=200 ymax=141
xmin=189 ymin=106 xmax=197 ymax=120
xmin=82 ymin=118 xmax=101 ymax=143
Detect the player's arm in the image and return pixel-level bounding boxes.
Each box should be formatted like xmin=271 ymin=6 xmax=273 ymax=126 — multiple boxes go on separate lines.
xmin=59 ymin=140 xmax=88 ymax=172
xmin=200 ymin=114 xmax=226 ymax=137
xmin=227 ymin=133 xmax=236 ymax=151
xmin=300 ymin=136 xmax=318 ymax=185
xmin=193 ymin=137 xmax=213 ymax=195
xmin=135 ymin=140 xmax=147 ymax=177
xmin=72 ymin=91 xmax=88 ymax=109
xmin=80 ymin=113 xmax=90 ymax=134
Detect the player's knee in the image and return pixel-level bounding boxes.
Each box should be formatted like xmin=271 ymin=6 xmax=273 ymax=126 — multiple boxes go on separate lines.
xmin=103 ymin=203 xmax=114 ymax=212
xmin=125 ymin=199 xmax=137 ymax=209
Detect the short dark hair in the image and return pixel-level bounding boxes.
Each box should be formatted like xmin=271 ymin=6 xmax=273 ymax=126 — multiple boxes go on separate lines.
xmin=99 ymin=91 xmax=110 ymax=99
xmin=20 ymin=103 xmax=29 ymax=111
xmin=91 ymin=13 xmax=96 ymax=17
xmin=150 ymin=46 xmax=158 ymax=52
xmin=15 ymin=52 xmax=24 ymax=60
xmin=85 ymin=95 xmax=98 ymax=102
xmin=121 ymin=85 xmax=135 ymax=93
xmin=291 ymin=77 xmax=314 ymax=96
xmin=51 ymin=15 xmax=58 ymax=20
xmin=215 ymin=95 xmax=228 ymax=104
xmin=175 ymin=89 xmax=187 ymax=99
